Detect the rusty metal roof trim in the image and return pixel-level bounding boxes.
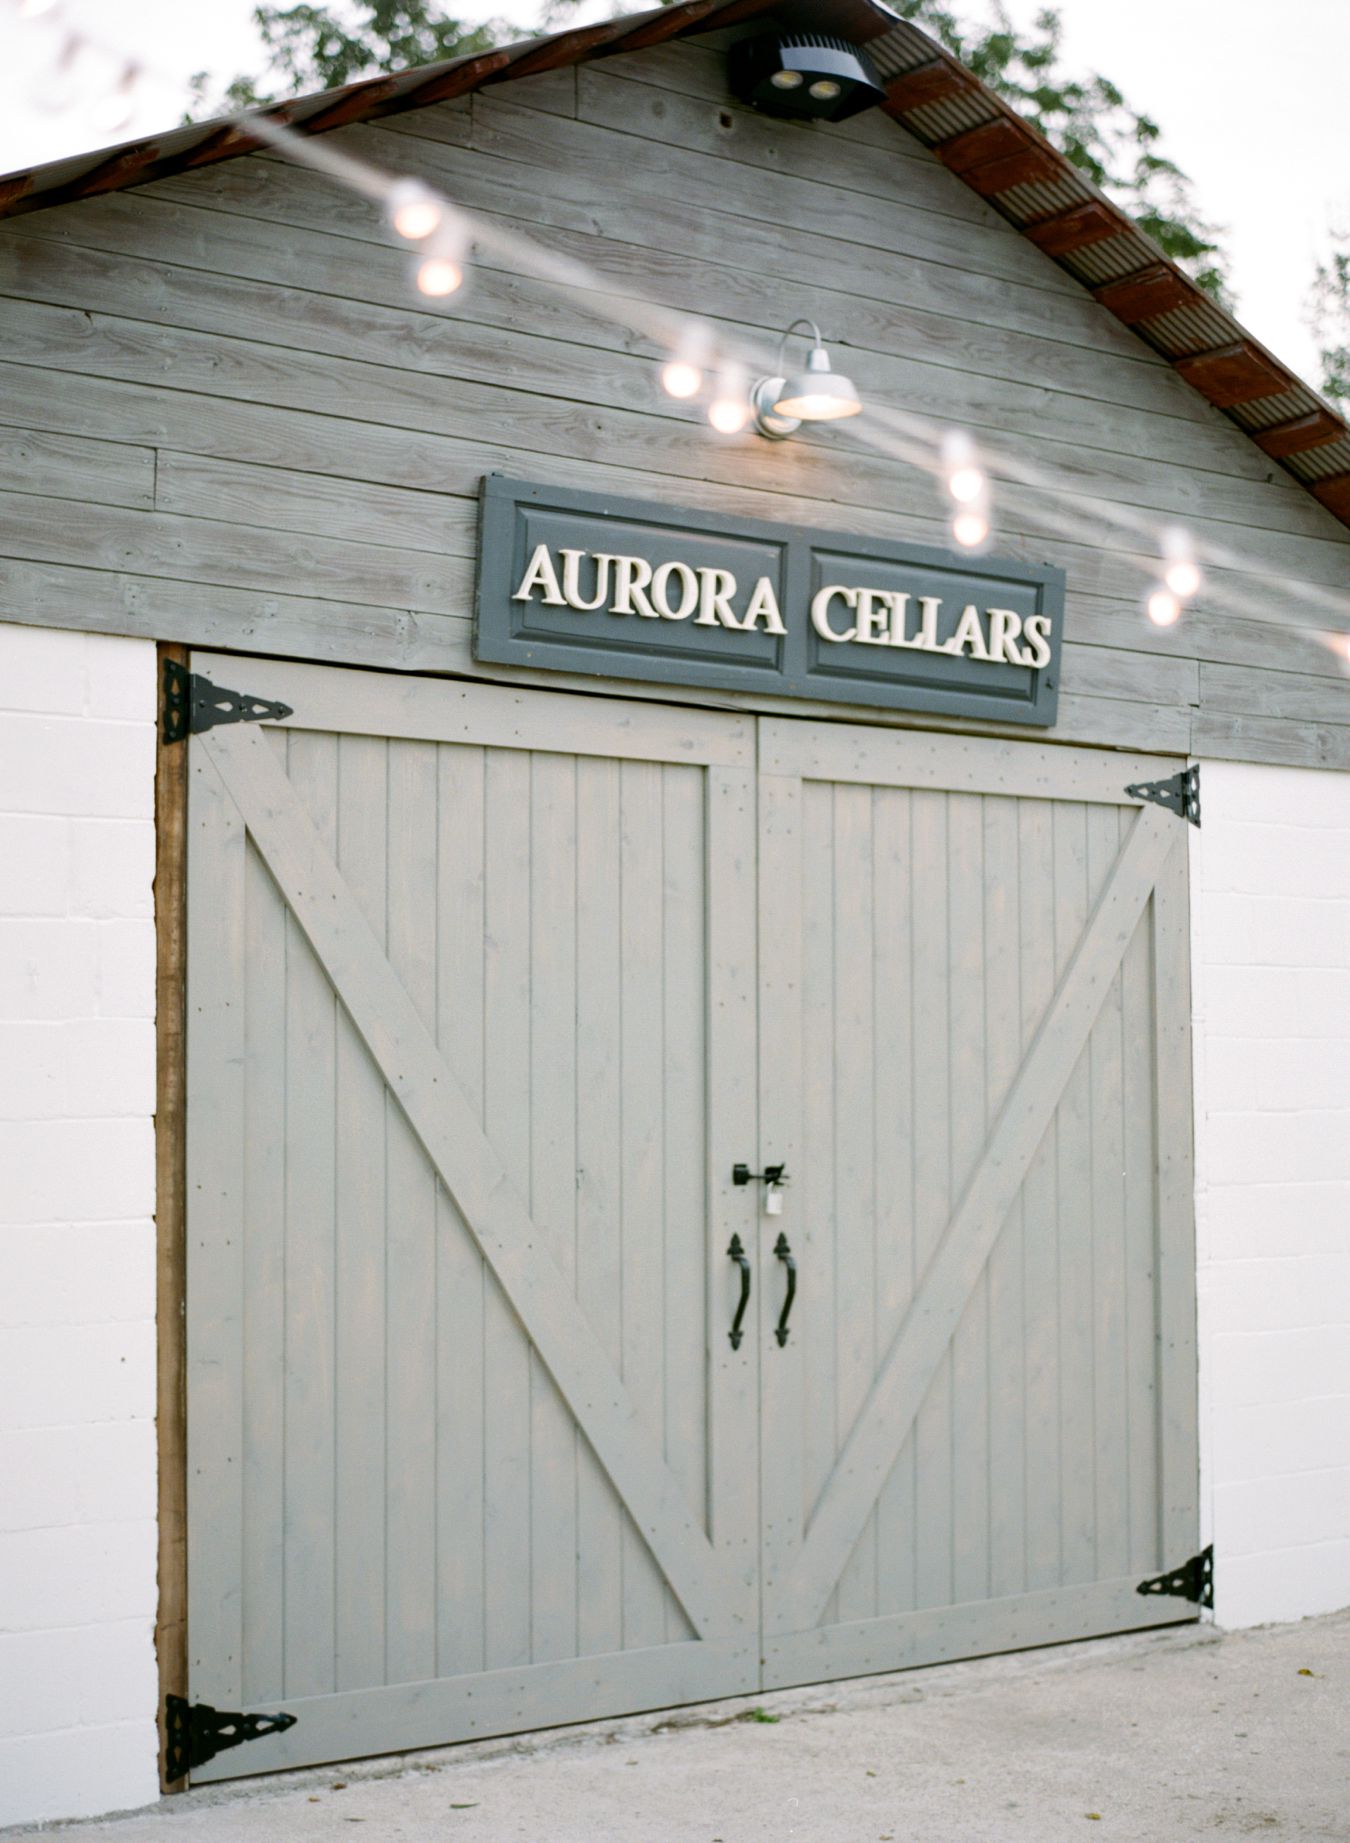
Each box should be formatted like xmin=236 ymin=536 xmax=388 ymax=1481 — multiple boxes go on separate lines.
xmin=1 ymin=0 xmax=1347 ymax=532
xmin=0 ymin=0 xmax=790 ymax=220
xmin=868 ymin=15 xmax=1350 ymax=533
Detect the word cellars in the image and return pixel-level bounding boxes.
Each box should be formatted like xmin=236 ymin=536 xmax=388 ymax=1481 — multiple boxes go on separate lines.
xmin=513 ymin=543 xmax=1053 ymax=667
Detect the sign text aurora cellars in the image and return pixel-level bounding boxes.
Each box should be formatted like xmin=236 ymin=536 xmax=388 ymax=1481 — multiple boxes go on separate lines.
xmin=475 ymin=477 xmax=1067 ymax=727
xmin=513 ymin=541 xmax=1054 ymax=668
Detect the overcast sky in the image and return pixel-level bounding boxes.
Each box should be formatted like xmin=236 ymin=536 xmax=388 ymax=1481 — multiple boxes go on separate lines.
xmin=1 ymin=0 xmax=1346 ymax=388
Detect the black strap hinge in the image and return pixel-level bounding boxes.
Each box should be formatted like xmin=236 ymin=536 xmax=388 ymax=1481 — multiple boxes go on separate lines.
xmin=162 ymin=658 xmax=294 ymax=744
xmin=164 ymin=1695 xmax=297 ymax=1781
xmin=1136 ymin=1543 xmax=1213 ymax=1610
xmin=1125 ymin=763 xmax=1200 ymax=828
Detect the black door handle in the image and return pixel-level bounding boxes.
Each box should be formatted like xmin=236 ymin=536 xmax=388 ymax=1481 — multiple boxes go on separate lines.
xmin=773 ymin=1232 xmax=797 ymax=1347
xmin=727 ymin=1234 xmax=751 ymax=1349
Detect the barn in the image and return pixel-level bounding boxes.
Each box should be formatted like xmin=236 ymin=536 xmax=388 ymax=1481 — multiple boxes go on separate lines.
xmin=2 ymin=0 xmax=1348 ymax=1826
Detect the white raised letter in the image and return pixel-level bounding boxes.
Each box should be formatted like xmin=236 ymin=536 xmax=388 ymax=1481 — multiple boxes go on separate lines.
xmin=611 ymin=555 xmax=657 ymax=618
xmin=987 ymin=608 xmax=1027 ymax=664
xmin=560 ymin=548 xmax=612 ymax=612
xmin=855 ymin=589 xmax=891 ymax=645
xmin=886 ymin=592 xmax=917 ymax=647
xmin=694 ymin=567 xmax=741 ymax=628
xmin=513 ymin=542 xmax=566 ymax=605
xmin=742 ymin=575 xmax=787 ymax=635
xmin=943 ymin=603 xmax=992 ymax=660
xmin=1021 ymin=615 xmax=1052 ymax=669
xmin=914 ymin=596 xmax=942 ymax=651
xmin=611 ymin=554 xmax=658 ymax=618
xmin=651 ymin=560 xmax=700 ymax=621
xmin=811 ymin=585 xmax=858 ymax=643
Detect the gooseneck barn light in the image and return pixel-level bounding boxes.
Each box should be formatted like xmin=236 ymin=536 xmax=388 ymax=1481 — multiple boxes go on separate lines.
xmin=752 ymin=321 xmax=863 ymax=440
xmin=729 ymin=31 xmax=887 ymax=124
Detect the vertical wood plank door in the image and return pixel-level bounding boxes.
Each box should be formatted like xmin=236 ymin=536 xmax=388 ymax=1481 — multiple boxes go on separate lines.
xmin=755 ymin=719 xmax=1200 ymax=1689
xmin=185 ymin=656 xmax=760 ymax=1779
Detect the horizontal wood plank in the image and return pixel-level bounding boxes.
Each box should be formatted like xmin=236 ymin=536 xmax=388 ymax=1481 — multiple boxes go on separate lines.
xmin=194 ymin=1638 xmax=757 ymax=1781
xmin=155 ymin=451 xmax=478 ymax=557
xmin=571 ymin=65 xmax=953 ymax=214
xmin=1199 ymin=660 xmax=1350 ymax=727
xmin=759 ymin=717 xmax=1179 ymax=799
xmin=0 ymin=488 xmax=475 ymax=618
xmin=194 ymin=649 xmax=753 ymax=763
xmin=1192 ymin=709 xmax=1350 ymax=770
xmin=763 ymin=1577 xmax=1194 ymax=1690
xmin=0 ymin=425 xmax=154 ymax=509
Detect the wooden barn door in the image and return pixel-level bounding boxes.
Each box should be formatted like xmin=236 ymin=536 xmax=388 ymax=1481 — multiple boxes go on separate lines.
xmin=185 ymin=655 xmax=759 ymax=1779
xmin=755 ymin=718 xmax=1199 ymax=1688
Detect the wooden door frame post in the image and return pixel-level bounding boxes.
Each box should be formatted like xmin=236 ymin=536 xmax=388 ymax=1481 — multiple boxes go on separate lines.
xmin=154 ymin=641 xmax=189 ymax=1792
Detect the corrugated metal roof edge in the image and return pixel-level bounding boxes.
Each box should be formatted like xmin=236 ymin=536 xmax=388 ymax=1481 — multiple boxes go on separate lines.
xmin=2 ymin=0 xmax=1347 ymax=535
xmin=871 ymin=20 xmax=1350 ymax=534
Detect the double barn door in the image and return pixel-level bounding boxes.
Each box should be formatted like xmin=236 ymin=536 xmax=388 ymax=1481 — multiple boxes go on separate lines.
xmin=185 ymin=655 xmax=1197 ymax=1780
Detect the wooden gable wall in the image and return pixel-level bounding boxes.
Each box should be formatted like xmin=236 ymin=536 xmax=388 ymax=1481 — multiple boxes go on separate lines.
xmin=0 ymin=30 xmax=1346 ymax=768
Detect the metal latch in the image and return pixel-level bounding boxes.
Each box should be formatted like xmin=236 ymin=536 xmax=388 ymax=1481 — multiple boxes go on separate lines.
xmin=162 ymin=659 xmax=294 ymax=744
xmin=1124 ymin=764 xmax=1200 ymax=827
xmin=733 ymin=1163 xmax=789 ymax=1216
xmin=164 ymin=1695 xmax=297 ymax=1781
xmin=732 ymin=1163 xmax=788 ymax=1188
xmin=1136 ymin=1543 xmax=1213 ymax=1609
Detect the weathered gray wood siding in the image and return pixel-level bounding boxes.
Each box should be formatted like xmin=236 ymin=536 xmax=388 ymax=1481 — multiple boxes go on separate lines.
xmin=0 ymin=32 xmax=1346 ymax=766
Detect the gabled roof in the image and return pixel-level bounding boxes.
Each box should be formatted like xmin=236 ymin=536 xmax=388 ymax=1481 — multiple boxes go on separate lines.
xmin=3 ymin=0 xmax=1348 ymax=533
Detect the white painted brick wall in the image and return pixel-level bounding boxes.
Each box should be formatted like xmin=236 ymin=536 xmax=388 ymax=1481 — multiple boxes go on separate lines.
xmin=0 ymin=624 xmax=160 ymax=1828
xmin=1192 ymin=761 xmax=1350 ymax=1630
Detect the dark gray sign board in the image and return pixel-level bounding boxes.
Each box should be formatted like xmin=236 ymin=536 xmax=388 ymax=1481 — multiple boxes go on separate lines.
xmin=475 ymin=475 xmax=1066 ymax=726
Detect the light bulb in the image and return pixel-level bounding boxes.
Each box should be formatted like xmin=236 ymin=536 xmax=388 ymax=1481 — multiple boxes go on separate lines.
xmin=19 ymin=0 xmax=61 ymax=16
xmin=414 ymin=253 xmax=464 ymax=297
xmin=408 ymin=216 xmax=468 ymax=298
xmin=1159 ymin=526 xmax=1201 ymax=600
xmin=952 ymin=511 xmax=989 ymax=549
xmin=770 ymin=69 xmax=803 ymax=89
xmin=1163 ymin=559 xmax=1202 ymax=598
xmin=662 ymin=324 xmax=712 ymax=401
xmin=386 ymin=178 xmax=443 ymax=242
xmin=709 ymin=394 xmax=750 ymax=435
xmin=941 ymin=432 xmax=987 ymax=513
xmin=948 ymin=466 xmax=986 ymax=505
xmin=708 ymin=365 xmax=750 ymax=434
xmin=1147 ymin=589 xmax=1182 ymax=627
xmin=662 ymin=359 xmax=703 ymax=400
xmin=809 ymin=78 xmax=842 ymax=100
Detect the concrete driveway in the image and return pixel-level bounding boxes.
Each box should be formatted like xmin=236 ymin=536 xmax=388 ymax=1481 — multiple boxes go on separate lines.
xmin=13 ymin=1611 xmax=1348 ymax=1842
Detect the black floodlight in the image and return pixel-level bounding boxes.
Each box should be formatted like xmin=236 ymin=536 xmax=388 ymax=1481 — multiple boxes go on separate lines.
xmin=729 ymin=31 xmax=886 ymax=124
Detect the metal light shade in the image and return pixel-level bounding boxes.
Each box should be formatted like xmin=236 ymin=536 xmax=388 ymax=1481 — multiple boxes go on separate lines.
xmin=752 ymin=320 xmax=862 ymax=439
xmin=729 ymin=31 xmax=887 ymax=124
xmin=774 ymin=346 xmax=862 ymax=421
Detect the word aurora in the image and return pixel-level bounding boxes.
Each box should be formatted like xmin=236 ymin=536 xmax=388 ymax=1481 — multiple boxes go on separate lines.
xmin=513 ymin=544 xmax=1053 ymax=667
